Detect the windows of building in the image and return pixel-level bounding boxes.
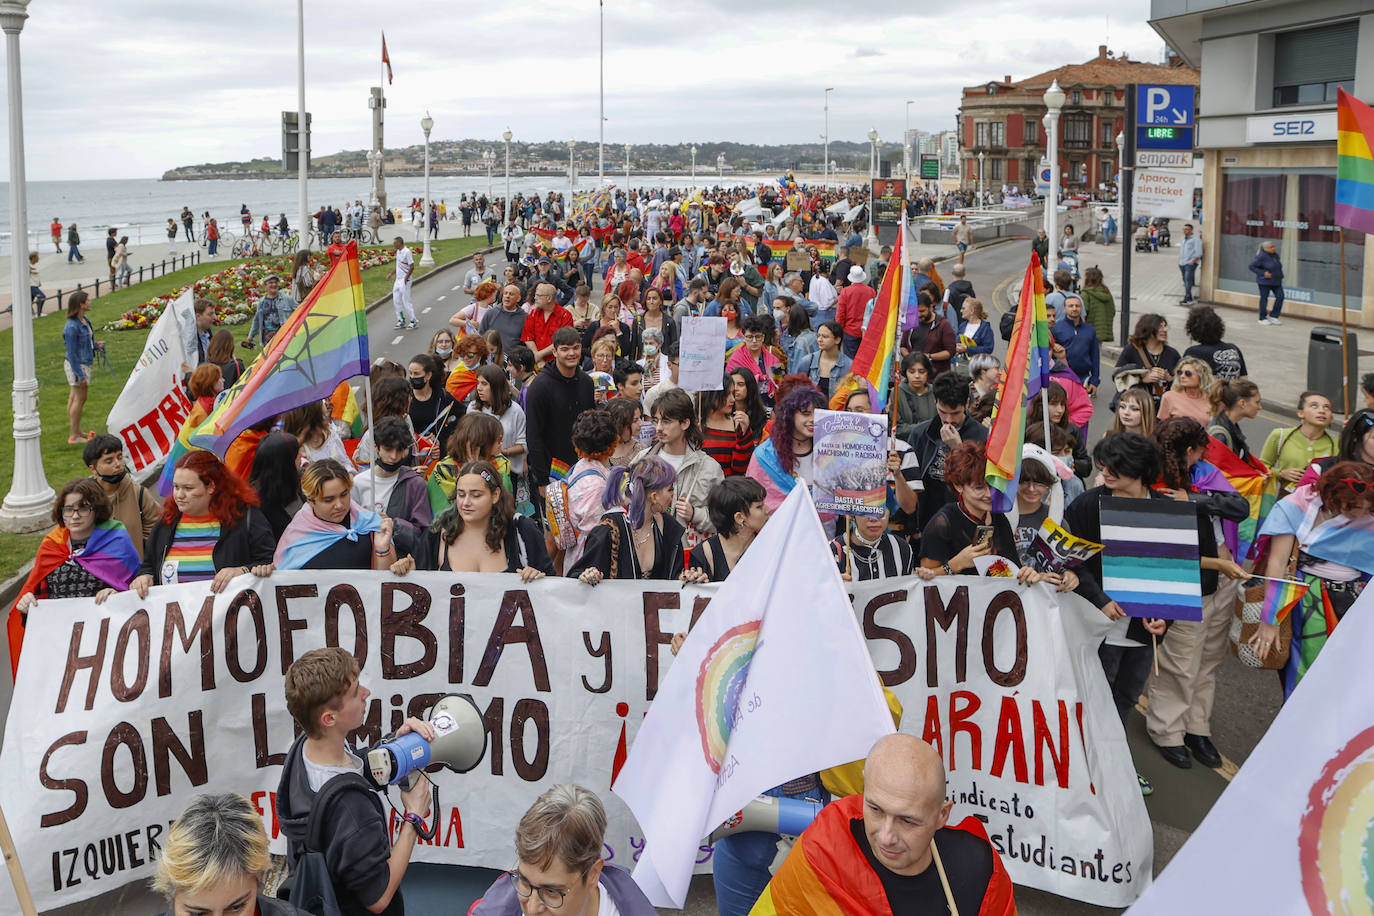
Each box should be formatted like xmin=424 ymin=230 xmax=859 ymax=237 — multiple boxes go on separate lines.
xmin=1104 ymin=90 xmax=1114 ymax=105
xmin=1272 ymin=20 xmax=1357 ymax=107
xmin=1100 ymin=120 xmax=1116 ymax=148
xmin=989 ymin=158 xmax=1004 ymax=180
xmin=1063 ymin=113 xmax=1093 ymax=149
xmin=975 ymin=121 xmax=989 ymax=147
xmin=1217 ymin=167 xmax=1364 ymax=308
xmin=989 ymin=121 xmax=1006 ymax=147
xmin=1070 ymin=89 xmax=1082 ymax=106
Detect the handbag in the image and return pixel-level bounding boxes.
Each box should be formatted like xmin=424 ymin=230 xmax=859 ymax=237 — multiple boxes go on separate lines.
xmin=1230 ymin=542 xmax=1299 ymax=671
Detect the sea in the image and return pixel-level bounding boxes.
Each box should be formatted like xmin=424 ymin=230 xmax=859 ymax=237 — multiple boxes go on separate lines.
xmin=0 ymin=173 xmax=764 ymax=257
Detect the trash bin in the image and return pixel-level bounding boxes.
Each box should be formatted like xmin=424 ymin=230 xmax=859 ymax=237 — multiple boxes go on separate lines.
xmin=1307 ymin=327 xmax=1360 ymax=411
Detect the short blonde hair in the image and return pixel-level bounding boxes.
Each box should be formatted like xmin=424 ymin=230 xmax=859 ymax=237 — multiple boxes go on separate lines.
xmin=590 ymin=335 xmax=618 ymax=360
xmin=299 ymin=458 xmax=353 ymax=502
xmin=1172 ymin=356 xmax=1214 ymax=394
xmin=152 ymin=794 xmax=269 ymax=900
xmin=516 ymin=785 xmax=606 ymax=877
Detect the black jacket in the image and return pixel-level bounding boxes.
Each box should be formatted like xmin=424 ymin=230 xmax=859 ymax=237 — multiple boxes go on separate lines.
xmin=525 ymin=366 xmax=596 ymax=487
xmin=138 ymin=506 xmax=276 ymax=582
xmin=906 ymin=414 xmax=989 ymax=532
xmin=567 ymin=512 xmax=686 ymax=581
xmin=276 ymin=735 xmax=401 ymax=916
xmin=402 ymin=514 xmax=554 ymax=575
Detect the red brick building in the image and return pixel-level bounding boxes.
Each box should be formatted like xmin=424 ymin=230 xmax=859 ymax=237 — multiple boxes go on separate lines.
xmin=958 ymin=46 xmax=1200 ymax=192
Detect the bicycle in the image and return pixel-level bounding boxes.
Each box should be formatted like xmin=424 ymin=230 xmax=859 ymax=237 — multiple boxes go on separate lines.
xmin=231 ymin=230 xmax=268 ymax=259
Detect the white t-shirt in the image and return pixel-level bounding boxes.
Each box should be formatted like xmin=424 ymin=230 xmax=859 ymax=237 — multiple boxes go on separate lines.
xmin=658 ymin=449 xmax=687 ymax=472
xmin=598 ymin=883 xmax=621 ymax=916
xmin=303 ymin=746 xmax=365 ymax=792
xmin=395 ymin=246 xmax=415 ymax=286
xmin=354 ymin=471 xmax=400 ymax=516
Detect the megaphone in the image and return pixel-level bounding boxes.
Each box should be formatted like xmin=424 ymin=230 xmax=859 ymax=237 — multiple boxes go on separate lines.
xmin=363 ymin=693 xmax=487 ymax=791
xmin=708 ymin=795 xmax=826 ymax=843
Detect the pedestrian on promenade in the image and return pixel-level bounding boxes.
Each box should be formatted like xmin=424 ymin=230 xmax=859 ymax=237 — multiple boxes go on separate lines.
xmin=1182 ymin=305 xmax=1247 ymax=381
xmin=50 ymin=217 xmax=62 ymax=253
xmin=1032 ymin=228 xmax=1049 ymax=269
xmin=166 ymin=219 xmax=178 ymax=254
xmin=113 ymin=237 xmax=131 ymax=289
xmin=28 ymin=252 xmax=45 ymax=317
xmin=180 ymin=206 xmax=195 ymax=242
xmin=1080 ymin=265 xmax=1116 ymax=343
xmin=1178 ymin=223 xmax=1202 ymax=304
xmin=388 ymin=236 xmax=418 ymax=330
xmin=62 ymin=291 xmax=101 ymax=444
xmin=952 ymin=215 xmax=973 ymax=264
xmin=66 ymin=223 xmax=84 ymax=263
xmin=206 ymin=218 xmax=219 ymax=256
xmin=1248 ymin=240 xmax=1284 ymax=325
xmin=105 ymin=228 xmax=118 ymax=285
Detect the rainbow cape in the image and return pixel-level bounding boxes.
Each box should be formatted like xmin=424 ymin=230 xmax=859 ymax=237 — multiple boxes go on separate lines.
xmin=1336 ymin=87 xmax=1374 ymax=235
xmin=1203 ymin=438 xmax=1276 ymax=562
xmin=158 ymin=398 xmax=212 ymax=497
xmin=1260 ymin=577 xmax=1309 ymax=625
xmin=190 ymin=242 xmax=369 ymax=455
xmin=849 ymin=211 xmax=907 ymax=410
xmin=985 ymin=254 xmax=1052 ymax=513
xmin=445 ymin=361 xmax=477 ymax=402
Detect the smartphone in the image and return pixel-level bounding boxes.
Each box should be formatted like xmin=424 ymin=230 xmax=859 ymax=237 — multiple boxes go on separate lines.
xmin=974 ymin=525 xmax=994 ymax=547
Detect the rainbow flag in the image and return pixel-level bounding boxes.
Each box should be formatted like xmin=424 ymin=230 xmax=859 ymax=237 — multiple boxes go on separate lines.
xmin=850 ymin=212 xmax=906 ymax=410
xmin=806 ymin=239 xmax=837 ymax=261
xmin=157 ymin=399 xmax=211 ymax=497
xmin=985 ymin=254 xmax=1052 ymax=513
xmin=1260 ymin=577 xmax=1309 ymax=625
xmin=444 ymin=361 xmax=477 ymax=401
xmin=190 ymin=242 xmax=369 ymax=454
xmin=1204 ymin=438 xmax=1276 ymax=562
xmin=548 ymin=458 xmax=572 ymax=483
xmin=1336 ymin=87 xmax=1374 ymax=235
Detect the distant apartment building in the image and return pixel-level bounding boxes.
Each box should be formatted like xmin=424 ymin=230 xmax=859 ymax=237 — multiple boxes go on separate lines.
xmin=1151 ymin=0 xmax=1373 ymax=323
xmin=958 ymin=46 xmax=1199 ymax=192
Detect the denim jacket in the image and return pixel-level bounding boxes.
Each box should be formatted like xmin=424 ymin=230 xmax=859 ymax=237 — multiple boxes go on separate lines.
xmin=63 ymin=317 xmax=94 ymax=380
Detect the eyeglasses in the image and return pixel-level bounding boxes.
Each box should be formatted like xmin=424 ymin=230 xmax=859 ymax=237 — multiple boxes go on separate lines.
xmin=61 ymin=504 xmax=93 ymax=518
xmin=1177 ymin=369 xmax=1195 ymax=378
xmin=1339 ymin=477 xmax=1371 ymax=494
xmin=507 ymin=869 xmax=569 ymax=908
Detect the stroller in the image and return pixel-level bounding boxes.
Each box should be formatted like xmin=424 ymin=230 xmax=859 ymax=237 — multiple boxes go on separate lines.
xmin=1153 ymin=218 xmax=1172 ymax=247
xmin=1134 ymin=227 xmax=1153 ymax=253
xmin=1055 ymin=250 xmax=1081 ymax=291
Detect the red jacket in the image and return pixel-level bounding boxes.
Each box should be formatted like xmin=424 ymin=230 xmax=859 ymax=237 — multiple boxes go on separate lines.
xmin=835 ymin=283 xmax=876 ymax=338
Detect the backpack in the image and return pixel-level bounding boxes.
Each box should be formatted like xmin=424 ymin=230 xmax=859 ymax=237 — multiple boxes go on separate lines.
xmin=1000 ymin=309 xmax=1016 ymax=342
xmin=279 ymin=772 xmax=375 ymax=916
xmin=545 ymin=467 xmax=606 ymax=549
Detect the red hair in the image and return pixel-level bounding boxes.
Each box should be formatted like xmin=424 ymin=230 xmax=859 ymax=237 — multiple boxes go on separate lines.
xmin=943 ymin=440 xmax=988 ymax=489
xmin=161 ymin=450 xmax=260 ymax=527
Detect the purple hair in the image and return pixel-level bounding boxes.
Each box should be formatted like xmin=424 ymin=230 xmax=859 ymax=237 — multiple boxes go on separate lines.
xmin=770 ymin=385 xmax=825 ymax=474
xmin=603 ymin=454 xmax=677 ymax=529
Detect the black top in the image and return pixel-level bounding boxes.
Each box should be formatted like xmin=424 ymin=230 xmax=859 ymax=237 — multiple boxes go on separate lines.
xmin=1063 ymin=486 xmax=1168 ymax=642
xmin=1115 ymin=343 xmax=1180 ymax=402
xmin=302 ymin=533 xmax=374 ymax=570
xmin=408 ymin=386 xmax=461 ymax=446
xmin=1183 ymin=341 xmax=1247 ymax=382
xmin=567 ymin=512 xmax=686 ymax=581
xmin=1011 ymin=504 xmax=1050 ymax=568
xmin=849 ymin=818 xmax=993 ymax=916
xmin=524 ymin=366 xmax=597 ymax=487
xmin=403 ymin=514 xmax=554 ymax=575
xmin=919 ymin=502 xmax=1018 ymax=570
xmin=906 ymin=415 xmax=990 ymax=534
xmin=687 ymin=535 xmax=733 ymax=582
xmin=1208 ymin=412 xmax=1252 ymax=462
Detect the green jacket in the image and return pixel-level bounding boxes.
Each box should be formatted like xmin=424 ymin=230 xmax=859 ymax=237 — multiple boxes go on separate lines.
xmin=1080 ymin=286 xmax=1116 ymax=343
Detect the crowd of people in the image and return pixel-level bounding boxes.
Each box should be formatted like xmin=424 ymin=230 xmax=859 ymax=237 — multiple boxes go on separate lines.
xmin=21 ymin=179 xmax=1374 ymax=916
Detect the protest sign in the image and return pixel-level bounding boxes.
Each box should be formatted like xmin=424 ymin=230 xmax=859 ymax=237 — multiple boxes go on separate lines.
xmin=1125 ymin=586 xmax=1374 ymax=915
xmin=0 ymin=572 xmax=1150 ymax=912
xmin=106 ymin=290 xmax=195 ymax=474
xmin=847 ymin=246 xmax=869 ymax=267
xmin=811 ymin=409 xmax=888 ymax=517
xmin=784 ymin=250 xmax=810 ymax=272
xmin=1031 ymin=518 xmax=1104 ymax=573
xmin=1100 ymin=497 xmax=1202 ymax=621
xmin=870 ymin=178 xmax=907 ymax=226
xmin=678 ymin=316 xmax=728 ymax=392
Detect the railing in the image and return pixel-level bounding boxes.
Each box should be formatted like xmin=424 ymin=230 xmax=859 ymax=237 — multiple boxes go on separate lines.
xmin=43 ymin=251 xmax=201 ymax=313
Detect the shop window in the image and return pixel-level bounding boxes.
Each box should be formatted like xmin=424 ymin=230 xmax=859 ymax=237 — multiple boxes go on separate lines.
xmin=1217 ymin=167 xmax=1364 ymax=308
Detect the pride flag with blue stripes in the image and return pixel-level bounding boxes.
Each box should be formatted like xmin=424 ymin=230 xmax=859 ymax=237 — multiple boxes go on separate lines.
xmin=1099 ymin=497 xmax=1203 ymax=622
xmin=1336 ymin=87 xmax=1374 ymax=235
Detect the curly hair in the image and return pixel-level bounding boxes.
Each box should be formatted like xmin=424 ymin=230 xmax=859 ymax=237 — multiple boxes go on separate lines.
xmin=455 ymin=332 xmax=489 ymax=364
xmin=432 ymin=460 xmax=514 ymax=553
xmin=571 ymin=409 xmax=620 ymax=462
xmin=603 ymin=454 xmax=677 ymax=529
xmin=51 ymin=478 xmax=111 ymax=528
xmin=1153 ymin=416 xmax=1210 ymax=489
xmin=943 ymin=440 xmax=987 ymax=489
xmin=162 ymin=451 xmax=259 ymax=527
xmin=1184 ymin=305 xmax=1225 ymax=345
xmin=1316 ymin=461 xmax=1374 ymax=515
xmin=1128 ymin=313 xmax=1167 ymax=352
xmin=769 ymin=385 xmax=825 ymax=475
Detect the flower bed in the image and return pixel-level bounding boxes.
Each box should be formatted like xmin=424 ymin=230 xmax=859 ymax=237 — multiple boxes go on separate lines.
xmin=100 ymin=246 xmax=409 ymax=331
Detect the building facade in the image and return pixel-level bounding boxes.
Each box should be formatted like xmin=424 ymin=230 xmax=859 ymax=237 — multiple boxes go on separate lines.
xmin=958 ymin=47 xmax=1199 ymax=194
xmin=1151 ymin=0 xmax=1373 ymax=326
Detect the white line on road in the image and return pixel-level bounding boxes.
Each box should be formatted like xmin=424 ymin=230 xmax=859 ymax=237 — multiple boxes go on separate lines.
xmin=391 ymin=335 xmax=403 ymax=346
xmin=422 ymin=307 xmax=432 ymax=314
xmin=451 ymin=285 xmax=460 ymax=291
xmin=437 ymin=295 xmax=446 ymax=302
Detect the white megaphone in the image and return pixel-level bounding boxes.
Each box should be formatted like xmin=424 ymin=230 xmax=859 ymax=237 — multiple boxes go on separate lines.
xmin=363 ymin=693 xmax=487 ymax=791
xmin=708 ymin=795 xmax=826 ymax=843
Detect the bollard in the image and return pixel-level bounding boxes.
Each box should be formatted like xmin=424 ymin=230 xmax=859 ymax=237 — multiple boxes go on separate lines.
xmin=138 ymin=266 xmax=145 ymax=283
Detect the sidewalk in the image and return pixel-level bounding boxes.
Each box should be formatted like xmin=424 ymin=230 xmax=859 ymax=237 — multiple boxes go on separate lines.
xmin=1008 ymin=238 xmax=1369 ymax=421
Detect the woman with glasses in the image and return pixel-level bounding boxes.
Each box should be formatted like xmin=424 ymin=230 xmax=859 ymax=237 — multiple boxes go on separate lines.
xmin=1251 ymin=462 xmax=1374 ymax=697
xmin=8 ymin=478 xmax=139 ymax=674
xmin=132 ymin=451 xmax=275 ymax=595
xmin=725 ymin=316 xmax=782 ymax=405
xmin=1156 ymin=357 xmax=1214 ymax=424
xmin=270 ymin=459 xmax=396 ymax=571
xmin=469 ymin=784 xmax=655 ymax=915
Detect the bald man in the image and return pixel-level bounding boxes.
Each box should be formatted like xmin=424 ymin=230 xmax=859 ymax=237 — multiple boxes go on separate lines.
xmin=750 ymin=735 xmax=1015 ymax=915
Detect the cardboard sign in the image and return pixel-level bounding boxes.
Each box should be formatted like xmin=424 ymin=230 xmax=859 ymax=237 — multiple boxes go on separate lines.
xmin=784 ymin=250 xmax=810 ymax=272
xmin=678 ymin=316 xmax=728 ymax=392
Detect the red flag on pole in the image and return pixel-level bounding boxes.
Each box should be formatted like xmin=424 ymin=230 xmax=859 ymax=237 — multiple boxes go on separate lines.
xmin=381 ymin=33 xmax=393 ymax=84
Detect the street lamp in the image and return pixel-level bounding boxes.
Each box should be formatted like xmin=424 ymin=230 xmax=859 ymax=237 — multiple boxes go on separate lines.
xmin=1115 ymin=130 xmax=1125 ymax=194
xmin=690 ymin=145 xmax=697 ymax=184
xmin=624 ymin=143 xmax=631 ymax=188
xmin=568 ymin=139 xmax=576 ymax=205
xmin=503 ymin=127 xmax=512 ymax=227
xmin=867 ymin=127 xmax=879 ymax=185
xmin=977 ymin=151 xmax=986 ymax=210
xmin=0 ymin=0 xmax=53 ymax=532
xmin=419 ymin=112 xmax=435 ymax=266
xmin=1042 ymin=78 xmax=1066 ymax=260
xmin=823 ymin=87 xmax=833 ymax=187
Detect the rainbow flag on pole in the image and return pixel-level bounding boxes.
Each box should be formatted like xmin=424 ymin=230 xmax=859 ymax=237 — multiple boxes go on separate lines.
xmin=985 ymin=253 xmax=1053 ymax=513
xmin=849 ymin=212 xmax=907 ymax=410
xmin=190 ymin=242 xmax=370 ymax=454
xmin=1260 ymin=577 xmax=1309 ymax=626
xmin=1336 ymin=87 xmax=1374 ymax=235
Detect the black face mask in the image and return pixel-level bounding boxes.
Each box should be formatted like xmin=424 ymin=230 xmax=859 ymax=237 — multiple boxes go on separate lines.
xmin=408 ymin=376 xmax=427 ymax=390
xmin=98 ymin=470 xmax=127 ymax=484
xmin=375 ymin=458 xmax=406 ymax=473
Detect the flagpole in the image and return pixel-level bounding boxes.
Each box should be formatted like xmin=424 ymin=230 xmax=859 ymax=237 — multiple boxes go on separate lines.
xmin=1340 ymin=227 xmax=1350 ymax=416
xmin=363 ymin=372 xmax=377 ymax=509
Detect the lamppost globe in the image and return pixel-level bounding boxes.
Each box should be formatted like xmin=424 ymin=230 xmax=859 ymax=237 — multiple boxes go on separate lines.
xmin=420 ymin=114 xmax=434 ymax=135
xmin=419 ymin=111 xmax=435 ymax=266
xmin=503 ymin=128 xmax=512 ymax=143
xmin=1043 ymin=78 xmax=1066 ymax=111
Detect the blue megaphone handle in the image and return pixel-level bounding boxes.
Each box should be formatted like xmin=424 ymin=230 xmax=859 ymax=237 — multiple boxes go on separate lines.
xmin=385 ymin=732 xmax=433 ymax=781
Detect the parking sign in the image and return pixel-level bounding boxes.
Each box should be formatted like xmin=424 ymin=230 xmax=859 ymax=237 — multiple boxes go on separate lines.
xmin=1136 ymin=84 xmax=1195 ymax=151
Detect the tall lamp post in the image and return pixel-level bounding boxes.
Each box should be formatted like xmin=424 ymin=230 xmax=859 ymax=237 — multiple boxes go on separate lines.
xmin=366 ymin=149 xmax=381 ymax=211
xmin=867 ymin=127 xmax=879 ymax=184
xmin=716 ymin=153 xmax=724 ymax=180
xmin=823 ymin=87 xmax=833 ymax=186
xmin=690 ymin=145 xmax=697 ymax=184
xmin=419 ymin=112 xmax=435 ymax=266
xmin=977 ymin=151 xmax=986 ymax=209
xmin=624 ymin=144 xmax=631 ymax=187
xmin=0 ymin=0 xmax=52 ymax=531
xmin=1115 ymin=130 xmax=1125 ymax=196
xmin=503 ymin=128 xmax=512 ymax=227
xmin=1043 ymin=78 xmax=1066 ymax=257
xmin=568 ymin=139 xmax=577 ymax=204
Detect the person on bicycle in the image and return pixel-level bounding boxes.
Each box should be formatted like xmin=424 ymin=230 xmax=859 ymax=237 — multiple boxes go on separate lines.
xmin=277 ymin=214 xmax=290 ymax=238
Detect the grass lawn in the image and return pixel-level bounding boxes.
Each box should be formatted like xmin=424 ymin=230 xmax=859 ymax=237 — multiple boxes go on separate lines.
xmin=0 ymin=236 xmax=489 ymax=582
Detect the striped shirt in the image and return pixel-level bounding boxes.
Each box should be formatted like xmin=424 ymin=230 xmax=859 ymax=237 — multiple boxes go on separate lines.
xmin=166 ymin=515 xmax=220 ymax=582
xmin=702 ymin=423 xmax=756 ymax=477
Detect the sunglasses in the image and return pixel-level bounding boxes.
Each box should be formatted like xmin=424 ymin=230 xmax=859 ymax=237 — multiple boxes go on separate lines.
xmin=1339 ymin=477 xmax=1371 ymax=494
xmin=1177 ymin=369 xmax=1195 ymax=378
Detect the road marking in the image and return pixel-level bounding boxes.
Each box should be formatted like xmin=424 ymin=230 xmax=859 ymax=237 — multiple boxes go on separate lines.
xmin=422 ymin=307 xmax=432 ymax=314
xmin=391 ymin=335 xmax=403 ymax=346
xmin=437 ymin=295 xmax=446 ymax=302
xmin=451 ymin=285 xmax=461 ymax=291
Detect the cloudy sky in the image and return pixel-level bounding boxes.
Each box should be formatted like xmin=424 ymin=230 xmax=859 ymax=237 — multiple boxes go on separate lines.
xmin=2 ymin=0 xmax=1165 ymax=181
